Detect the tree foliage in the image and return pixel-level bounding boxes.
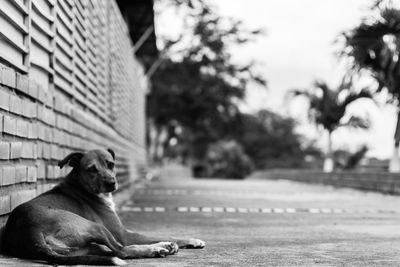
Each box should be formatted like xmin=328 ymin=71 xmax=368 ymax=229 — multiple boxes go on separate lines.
xmin=148 ymin=0 xmax=266 ymax=161
xmin=340 ymin=1 xmax=400 ymax=101
xmin=233 ymin=110 xmax=308 ymax=169
xmin=289 ymin=80 xmax=373 ymax=133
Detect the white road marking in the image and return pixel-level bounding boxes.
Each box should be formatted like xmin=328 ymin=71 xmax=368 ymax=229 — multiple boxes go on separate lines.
xmin=119 ymin=206 xmax=397 ymax=214
xmin=237 ymin=208 xmax=249 ymax=213
xmin=177 ymin=207 xmax=189 ymax=212
xmin=201 ymin=207 xmax=213 ymax=212
xmin=286 ymin=208 xmax=297 ymax=213
xmin=309 ymin=208 xmax=320 ymax=213
xmin=189 ymin=207 xmax=200 ymax=212
xmin=144 ymin=207 xmax=154 ymax=212
xmin=225 ymin=207 xmax=236 ymax=213
xmin=273 ymin=208 xmax=285 ymax=213
xmin=213 ymin=207 xmax=225 ymax=212
xmin=261 ymin=208 xmax=272 ymax=213
xmin=155 ymin=207 xmax=166 ymax=212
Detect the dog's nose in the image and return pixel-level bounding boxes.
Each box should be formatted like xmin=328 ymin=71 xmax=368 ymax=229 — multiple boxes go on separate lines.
xmin=106 ymin=181 xmax=116 ymax=187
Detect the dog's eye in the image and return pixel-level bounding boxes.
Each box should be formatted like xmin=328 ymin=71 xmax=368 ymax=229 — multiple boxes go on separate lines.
xmin=87 ymin=165 xmax=98 ymax=173
xmin=107 ymin=161 xmax=114 ymax=169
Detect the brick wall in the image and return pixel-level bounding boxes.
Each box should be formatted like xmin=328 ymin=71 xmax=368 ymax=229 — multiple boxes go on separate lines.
xmin=254 ymin=169 xmax=400 ymax=195
xmin=0 ymin=0 xmax=147 ymax=219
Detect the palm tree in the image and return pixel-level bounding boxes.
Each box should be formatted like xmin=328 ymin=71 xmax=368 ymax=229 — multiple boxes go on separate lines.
xmin=290 ymin=80 xmax=373 ymax=172
xmin=341 ymin=2 xmax=400 ymax=171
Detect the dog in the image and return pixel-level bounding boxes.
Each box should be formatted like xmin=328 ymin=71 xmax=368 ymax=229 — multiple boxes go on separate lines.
xmin=0 ymin=149 xmax=205 ymax=265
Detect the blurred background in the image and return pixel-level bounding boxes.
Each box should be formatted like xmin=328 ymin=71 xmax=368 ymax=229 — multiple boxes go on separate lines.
xmin=149 ymin=0 xmax=400 ymax=179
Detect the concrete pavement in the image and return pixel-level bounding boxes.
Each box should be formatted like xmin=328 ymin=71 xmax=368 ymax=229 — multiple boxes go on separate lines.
xmin=1 ymin=174 xmax=400 ymax=266
xmin=119 ymin=174 xmax=400 ymax=266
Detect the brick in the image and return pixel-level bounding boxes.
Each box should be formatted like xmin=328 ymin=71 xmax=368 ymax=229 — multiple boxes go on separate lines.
xmin=33 ymin=144 xmax=38 ymax=159
xmin=29 ymin=102 xmax=37 ymax=118
xmin=45 ymin=91 xmax=53 ymax=108
xmin=16 ymin=73 xmax=29 ymax=94
xmin=28 ymin=122 xmax=38 ymax=139
xmin=37 ymin=142 xmax=43 ymax=158
xmin=47 ymin=165 xmax=54 ymax=179
xmin=21 ymin=99 xmax=31 ymax=118
xmin=51 ymin=144 xmax=58 ymax=160
xmin=54 ymin=95 xmax=64 ymax=112
xmin=2 ymin=166 xmax=16 ymax=185
xmin=37 ymin=163 xmax=46 ymax=179
xmin=10 ymin=94 xmax=22 ymax=115
xmin=43 ymin=143 xmax=51 ymax=159
xmin=28 ymin=82 xmax=38 ymax=99
xmin=15 ymin=166 xmax=27 ymax=183
xmin=10 ymin=142 xmax=22 ymax=159
xmin=0 ymin=195 xmax=11 ymax=215
xmin=2 ymin=66 xmax=16 ymax=88
xmin=21 ymin=142 xmax=34 ymax=159
xmin=44 ymin=108 xmax=55 ymax=125
xmin=37 ymin=86 xmax=45 ymax=103
xmin=37 ymin=104 xmax=44 ymax=121
xmin=0 ymin=142 xmax=10 ymax=159
xmin=3 ymin=115 xmax=16 ymax=135
xmin=38 ymin=123 xmax=45 ymax=140
xmin=45 ymin=126 xmax=52 ymax=141
xmin=53 ymin=128 xmax=60 ymax=143
xmin=11 ymin=189 xmax=35 ymax=210
xmin=16 ymin=119 xmax=28 ymax=137
xmin=27 ymin=166 xmax=37 ymax=182
xmin=0 ymin=90 xmax=10 ymax=111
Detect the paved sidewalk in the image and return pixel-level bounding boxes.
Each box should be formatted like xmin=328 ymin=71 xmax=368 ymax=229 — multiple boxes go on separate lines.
xmin=2 ymin=175 xmax=400 ymax=266
xmin=117 ymin=175 xmax=400 ymax=266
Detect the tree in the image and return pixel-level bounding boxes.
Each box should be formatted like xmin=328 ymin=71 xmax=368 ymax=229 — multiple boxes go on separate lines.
xmin=233 ymin=110 xmax=308 ymax=169
xmin=201 ymin=140 xmax=253 ymax=179
xmin=289 ymin=80 xmax=374 ymax=172
xmin=148 ymin=0 xmax=266 ymax=163
xmin=340 ymin=1 xmax=400 ymax=171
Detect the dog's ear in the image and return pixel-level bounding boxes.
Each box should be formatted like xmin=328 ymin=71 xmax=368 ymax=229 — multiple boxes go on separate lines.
xmin=107 ymin=148 xmax=115 ymax=160
xmin=58 ymin=152 xmax=84 ymax=169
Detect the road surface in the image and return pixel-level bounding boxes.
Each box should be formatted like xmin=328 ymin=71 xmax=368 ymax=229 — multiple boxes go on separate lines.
xmin=118 ymin=174 xmax=400 ymax=266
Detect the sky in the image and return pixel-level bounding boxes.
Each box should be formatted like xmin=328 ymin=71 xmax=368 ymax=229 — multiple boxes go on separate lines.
xmin=155 ymin=0 xmax=398 ymax=159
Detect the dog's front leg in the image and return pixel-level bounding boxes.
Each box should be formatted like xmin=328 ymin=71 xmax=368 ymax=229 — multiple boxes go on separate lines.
xmin=123 ymin=230 xmax=178 ymax=254
xmin=121 ymin=243 xmax=178 ymax=258
xmin=124 ymin=229 xmax=205 ymax=249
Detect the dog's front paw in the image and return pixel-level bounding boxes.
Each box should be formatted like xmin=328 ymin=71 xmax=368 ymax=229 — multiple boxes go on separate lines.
xmin=148 ymin=246 xmax=169 ymax=258
xmin=179 ymin=238 xmax=206 ymax=249
xmin=154 ymin=242 xmax=179 ymax=254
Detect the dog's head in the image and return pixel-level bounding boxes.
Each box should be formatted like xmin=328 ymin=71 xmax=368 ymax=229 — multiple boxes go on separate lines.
xmin=58 ymin=149 xmax=117 ymax=194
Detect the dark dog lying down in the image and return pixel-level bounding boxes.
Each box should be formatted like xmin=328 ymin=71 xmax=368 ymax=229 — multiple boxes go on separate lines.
xmin=0 ymin=149 xmax=205 ymax=265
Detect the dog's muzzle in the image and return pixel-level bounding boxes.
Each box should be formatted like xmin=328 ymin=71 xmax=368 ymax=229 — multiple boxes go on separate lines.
xmin=105 ymin=181 xmax=117 ymax=191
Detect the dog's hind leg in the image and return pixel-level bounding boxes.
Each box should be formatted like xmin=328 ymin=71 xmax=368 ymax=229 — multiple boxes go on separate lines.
xmin=30 ymin=232 xmax=127 ymax=266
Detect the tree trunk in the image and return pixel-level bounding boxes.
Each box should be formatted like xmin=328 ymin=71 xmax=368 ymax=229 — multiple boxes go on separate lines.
xmin=389 ymin=111 xmax=400 ymax=172
xmin=148 ymin=121 xmax=158 ymax=163
xmin=323 ymin=131 xmax=334 ymax=172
